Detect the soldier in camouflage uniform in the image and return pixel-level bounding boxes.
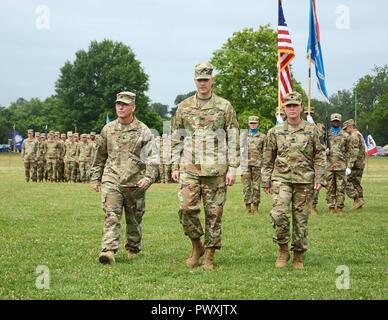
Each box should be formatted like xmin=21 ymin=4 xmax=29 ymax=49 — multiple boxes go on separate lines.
xmin=73 ymin=133 xmax=80 ymax=182
xmin=158 ymin=135 xmax=172 ymax=183
xmin=77 ymin=133 xmax=93 ymax=183
xmin=326 ymin=113 xmax=349 ymax=214
xmin=171 ymin=62 xmax=240 ymax=270
xmin=343 ymin=119 xmax=366 ymax=209
xmin=262 ymin=91 xmax=326 ymax=269
xmin=89 ymin=132 xmax=97 ymax=162
xmin=90 ymin=91 xmax=158 ymax=265
xmin=38 ymin=133 xmax=47 ymax=181
xmin=64 ymin=132 xmax=78 ymax=182
xmin=21 ymin=129 xmax=38 ymax=182
xmin=241 ymin=116 xmax=266 ymax=214
xmin=44 ymin=131 xmax=61 ymax=182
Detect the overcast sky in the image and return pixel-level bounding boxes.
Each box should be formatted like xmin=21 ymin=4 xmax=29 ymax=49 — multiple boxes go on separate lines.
xmin=0 ymin=0 xmax=387 ymax=108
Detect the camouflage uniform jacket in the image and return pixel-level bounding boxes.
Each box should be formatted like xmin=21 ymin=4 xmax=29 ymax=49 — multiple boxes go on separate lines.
xmin=58 ymin=140 xmax=65 ymax=160
xmin=348 ymin=130 xmax=366 ymax=169
xmin=327 ymin=129 xmax=349 ymax=171
xmin=244 ymin=131 xmax=266 ymax=167
xmin=77 ymin=142 xmax=93 ymax=162
xmin=171 ymin=93 xmax=240 ymax=176
xmin=64 ymin=141 xmax=78 ymax=162
xmin=37 ymin=140 xmax=46 ymax=160
xmin=262 ymin=120 xmax=326 ymax=186
xmin=21 ymin=138 xmax=38 ymax=160
xmin=90 ymin=117 xmax=158 ymax=187
xmin=45 ymin=140 xmax=60 ymax=160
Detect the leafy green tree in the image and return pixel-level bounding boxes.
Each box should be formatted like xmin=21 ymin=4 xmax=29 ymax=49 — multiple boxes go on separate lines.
xmin=55 ymin=39 xmax=160 ymax=133
xmin=150 ymin=102 xmax=170 ymax=119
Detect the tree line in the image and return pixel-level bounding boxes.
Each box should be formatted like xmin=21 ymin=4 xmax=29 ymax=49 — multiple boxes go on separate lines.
xmin=1 ymin=27 xmax=387 ymax=145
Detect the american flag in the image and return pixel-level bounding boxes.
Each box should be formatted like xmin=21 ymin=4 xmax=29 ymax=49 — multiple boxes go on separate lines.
xmin=278 ymin=0 xmax=295 ymax=102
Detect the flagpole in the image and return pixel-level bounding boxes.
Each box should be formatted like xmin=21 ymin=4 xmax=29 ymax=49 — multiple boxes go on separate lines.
xmin=307 ymin=52 xmax=312 ymax=115
xmin=278 ymin=53 xmax=282 ymax=116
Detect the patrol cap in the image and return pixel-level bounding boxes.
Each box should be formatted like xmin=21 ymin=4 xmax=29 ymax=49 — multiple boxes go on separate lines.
xmin=330 ymin=113 xmax=342 ymax=121
xmin=283 ymin=91 xmax=302 ymax=106
xmin=342 ymin=119 xmax=355 ymax=129
xmin=48 ymin=130 xmax=54 ymax=134
xmin=81 ymin=133 xmax=87 ymax=138
xmin=67 ymin=131 xmax=73 ymax=137
xmin=60 ymin=133 xmax=66 ymax=138
xmin=40 ymin=133 xmax=46 ymax=138
xmin=55 ymin=131 xmax=60 ymax=135
xmin=35 ymin=132 xmax=40 ymax=136
xmin=90 ymin=132 xmax=96 ymax=136
xmin=27 ymin=129 xmax=34 ymax=134
xmin=248 ymin=116 xmax=259 ymax=123
xmin=194 ymin=62 xmax=213 ymax=80
xmin=73 ymin=132 xmax=79 ymax=136
xmin=115 ymin=91 xmax=136 ymax=105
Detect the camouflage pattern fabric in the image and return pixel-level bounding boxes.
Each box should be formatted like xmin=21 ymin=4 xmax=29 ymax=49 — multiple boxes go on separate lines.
xmin=241 ymin=130 xmax=265 ymax=205
xmin=326 ymin=128 xmax=349 ymax=209
xmin=262 ymin=120 xmax=326 ymax=252
xmin=77 ymin=141 xmax=93 ymax=182
xmin=45 ymin=140 xmax=60 ymax=182
xmin=171 ymin=93 xmax=240 ymax=176
xmin=21 ymin=138 xmax=38 ymax=182
xmin=90 ymin=117 xmax=158 ymax=254
xmin=64 ymin=141 xmax=78 ymax=182
xmin=178 ymin=172 xmax=226 ymax=249
xmin=171 ymin=93 xmax=239 ymax=250
xmin=346 ymin=129 xmax=366 ymax=199
xmin=101 ymin=181 xmax=146 ymax=253
xmin=270 ymin=181 xmax=313 ymax=252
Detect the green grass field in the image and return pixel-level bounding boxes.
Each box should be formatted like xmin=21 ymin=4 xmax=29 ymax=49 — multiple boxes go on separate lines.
xmin=0 ymin=153 xmax=387 ymax=300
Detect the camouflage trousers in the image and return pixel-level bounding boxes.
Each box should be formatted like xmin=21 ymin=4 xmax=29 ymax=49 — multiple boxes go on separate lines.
xmin=46 ymin=159 xmax=58 ymax=182
xmin=241 ymin=165 xmax=261 ymax=205
xmin=37 ymin=160 xmax=45 ymax=182
xmin=65 ymin=161 xmax=77 ymax=182
xmin=346 ymin=168 xmax=364 ymax=200
xmin=57 ymin=160 xmax=65 ymax=182
xmin=79 ymin=161 xmax=91 ymax=182
xmin=101 ymin=181 xmax=146 ymax=253
xmin=23 ymin=160 xmax=37 ymax=182
xmin=312 ymin=189 xmax=320 ymax=206
xmin=178 ymin=172 xmax=227 ymax=249
xmin=270 ymin=181 xmax=313 ymax=252
xmin=159 ymin=164 xmax=171 ymax=183
xmin=326 ymin=171 xmax=346 ymax=209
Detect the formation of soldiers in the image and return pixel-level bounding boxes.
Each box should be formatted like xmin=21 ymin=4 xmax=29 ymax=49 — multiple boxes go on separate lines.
xmin=21 ymin=130 xmax=99 ymax=183
xmin=21 ymin=62 xmax=367 ymax=272
xmin=242 ymin=111 xmax=366 ymax=217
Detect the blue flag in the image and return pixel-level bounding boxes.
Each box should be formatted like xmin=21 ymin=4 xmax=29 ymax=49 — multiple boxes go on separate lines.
xmin=12 ymin=129 xmax=24 ymax=152
xmin=106 ymin=113 xmax=111 ymax=124
xmin=307 ymin=0 xmax=329 ymax=101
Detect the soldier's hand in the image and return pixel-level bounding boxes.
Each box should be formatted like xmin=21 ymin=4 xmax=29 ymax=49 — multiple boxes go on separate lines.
xmin=137 ymin=178 xmax=151 ymax=190
xmin=171 ymin=170 xmax=180 ymax=183
xmin=226 ymin=173 xmax=236 ymax=186
xmin=314 ymin=183 xmax=322 ymax=191
xmin=264 ymin=187 xmax=271 ymax=194
xmin=91 ymin=184 xmax=101 ymax=192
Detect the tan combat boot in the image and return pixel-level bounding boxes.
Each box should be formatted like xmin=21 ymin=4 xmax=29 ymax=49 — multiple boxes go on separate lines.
xmin=275 ymin=244 xmax=290 ymax=268
xmin=245 ymin=204 xmax=252 ymax=214
xmin=337 ymin=208 xmax=344 ymax=215
xmin=99 ymin=251 xmax=115 ymax=264
xmin=293 ymin=251 xmax=304 ymax=269
xmin=203 ymin=248 xmax=216 ymax=271
xmin=127 ymin=250 xmax=138 ymax=260
xmin=251 ymin=204 xmax=259 ymax=214
xmin=329 ymin=208 xmax=336 ymax=214
xmin=186 ymin=238 xmax=204 ymax=268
